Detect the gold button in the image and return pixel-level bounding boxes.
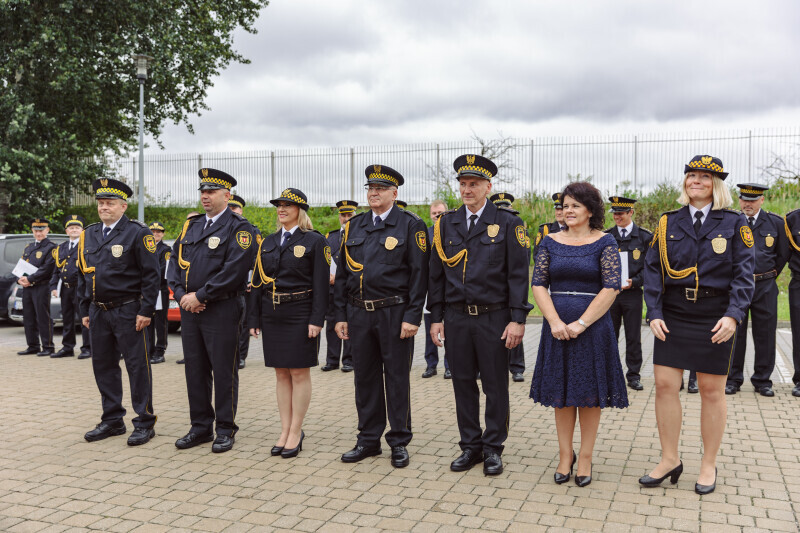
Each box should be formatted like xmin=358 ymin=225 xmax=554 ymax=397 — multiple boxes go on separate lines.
xmin=670 ymin=235 xmax=674 ymax=238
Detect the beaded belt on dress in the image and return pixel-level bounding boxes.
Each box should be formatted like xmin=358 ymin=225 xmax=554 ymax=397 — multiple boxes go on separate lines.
xmin=550 ymin=291 xmax=598 ymax=297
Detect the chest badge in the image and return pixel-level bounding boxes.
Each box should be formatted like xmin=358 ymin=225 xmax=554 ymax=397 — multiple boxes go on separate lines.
xmin=632 ymin=248 xmax=641 ymax=260
xmin=385 ymin=236 xmax=398 ymax=250
xmin=293 ymin=245 xmax=306 ymax=258
xmin=487 ymin=224 xmax=499 ymax=238
xmin=36 ymin=251 xmax=42 ymax=259
xmin=111 ymin=245 xmax=123 ymax=258
xmin=711 ymin=236 xmax=727 ymax=254
xmin=765 ymin=234 xmax=774 ymax=247
xmin=208 ymin=236 xmax=220 ymax=249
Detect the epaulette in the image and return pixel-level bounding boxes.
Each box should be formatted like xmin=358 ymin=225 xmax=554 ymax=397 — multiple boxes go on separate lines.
xmin=497 ymin=205 xmax=519 ymax=215
xmin=401 ymin=209 xmax=421 ymax=220
xmin=230 ymin=211 xmax=245 ymax=221
xmin=348 ymin=211 xmax=368 ymax=222
xmin=325 ymin=231 xmax=330 ymax=239
xmin=660 ymin=208 xmax=681 ymax=217
xmin=85 ymin=221 xmax=101 ymax=230
xmin=130 ymin=219 xmax=148 ymax=228
xmin=765 ymin=210 xmax=784 ymax=223
xmin=188 ymin=212 xmax=205 ymax=220
xmin=721 ymin=208 xmax=741 ymax=215
xmin=638 ymin=226 xmax=654 ymax=235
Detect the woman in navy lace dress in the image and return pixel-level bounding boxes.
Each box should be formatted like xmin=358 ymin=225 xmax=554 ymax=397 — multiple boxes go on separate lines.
xmin=531 ymin=182 xmax=628 ymax=487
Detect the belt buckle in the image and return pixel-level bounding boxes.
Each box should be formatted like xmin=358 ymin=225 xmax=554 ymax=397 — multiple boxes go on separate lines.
xmin=467 ymin=305 xmax=478 ymax=316
xmin=364 ymin=300 xmax=375 ymax=312
xmin=685 ymin=288 xmax=697 ymax=302
xmin=273 ymin=293 xmax=281 ymax=305
xmin=96 ymin=302 xmax=107 ymax=311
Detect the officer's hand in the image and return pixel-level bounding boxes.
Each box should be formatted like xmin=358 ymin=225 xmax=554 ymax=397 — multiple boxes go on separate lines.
xmin=335 ymin=322 xmax=349 ymax=340
xmin=51 ymin=290 xmax=58 ymax=298
xmin=329 ymin=274 xmax=336 ymax=286
xmin=649 ymin=319 xmax=669 ymax=341
xmin=550 ymin=320 xmax=570 ymax=342
xmin=82 ymin=317 xmax=90 ymax=329
xmin=565 ymin=321 xmax=585 ymax=338
xmin=135 ymin=315 xmax=151 ymax=332
xmin=502 ymin=322 xmax=525 ymax=349
xmin=711 ymin=316 xmax=737 ymax=344
xmin=18 ymin=276 xmax=30 ymax=287
xmin=430 ymin=322 xmax=445 ymax=347
xmin=250 ymin=328 xmax=260 ymax=338
xmin=181 ymin=293 xmax=205 ymax=313
xmin=621 ymin=279 xmax=632 ymax=290
xmin=400 ymin=322 xmax=418 ymax=339
xmin=308 ymin=324 xmax=322 ymax=338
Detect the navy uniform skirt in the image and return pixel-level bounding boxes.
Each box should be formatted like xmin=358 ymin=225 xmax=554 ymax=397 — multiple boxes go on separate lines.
xmin=653 ymin=289 xmax=736 ymax=375
xmin=260 ymin=298 xmax=320 ymax=368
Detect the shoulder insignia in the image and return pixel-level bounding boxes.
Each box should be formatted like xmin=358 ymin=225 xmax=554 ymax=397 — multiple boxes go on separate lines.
xmin=131 ymin=219 xmax=148 ymax=228
xmin=515 ymin=225 xmax=527 ymax=247
xmin=740 ymin=226 xmax=754 ymax=248
xmin=402 ymin=209 xmax=421 ymax=220
xmin=236 ymin=231 xmax=253 ymax=250
xmin=230 ymin=211 xmax=245 ymax=221
xmin=188 ymin=213 xmax=205 ymax=220
xmin=639 ymin=227 xmax=653 ymax=235
xmin=325 ymin=231 xmax=330 ymax=239
xmin=165 ymin=251 xmax=171 ymax=262
xmin=85 ymin=221 xmax=101 ymax=230
xmin=660 ymin=209 xmax=681 ymax=217
xmin=143 ymin=235 xmax=157 ymax=253
xmin=415 ymin=230 xmax=427 ymax=252
xmin=323 ymin=245 xmax=332 ymax=266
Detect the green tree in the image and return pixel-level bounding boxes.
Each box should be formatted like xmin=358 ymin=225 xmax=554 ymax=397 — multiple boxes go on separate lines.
xmin=0 ymin=0 xmax=269 ymax=232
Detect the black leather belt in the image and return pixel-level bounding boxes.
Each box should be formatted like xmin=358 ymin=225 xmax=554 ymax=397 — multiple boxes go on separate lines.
xmin=448 ymin=302 xmax=506 ymax=316
xmin=348 ymin=295 xmax=406 ymax=311
xmin=273 ymin=289 xmax=312 ymax=304
xmin=754 ymin=270 xmax=777 ymax=282
xmin=93 ymin=298 xmax=139 ymax=311
xmin=671 ymin=287 xmax=727 ymax=302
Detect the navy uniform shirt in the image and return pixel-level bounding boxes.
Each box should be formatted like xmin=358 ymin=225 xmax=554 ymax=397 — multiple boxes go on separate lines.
xmin=249 ymin=229 xmax=330 ymax=327
xmin=155 ymin=240 xmax=171 ymax=289
xmin=49 ymin=239 xmax=82 ymax=290
xmin=168 ymin=208 xmax=255 ymax=305
xmin=428 ymin=201 xmax=533 ymax=324
xmin=333 ymin=207 xmax=430 ymax=326
xmin=532 ymin=221 xmax=562 ymax=260
xmin=747 ymin=210 xmax=790 ymax=277
xmin=643 ymin=206 xmax=755 ymax=324
xmin=785 ymin=208 xmax=800 ymax=277
xmin=21 ymin=237 xmax=56 ymax=286
xmin=77 ymin=215 xmax=161 ymax=318
xmin=605 ymin=224 xmax=654 ymax=289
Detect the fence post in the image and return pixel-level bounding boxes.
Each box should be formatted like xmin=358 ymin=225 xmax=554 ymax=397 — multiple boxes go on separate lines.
xmin=529 ymin=139 xmax=534 ymax=194
xmin=748 ymin=130 xmax=752 ymax=180
xmin=198 ymin=154 xmax=202 ymax=170
xmin=436 ymin=143 xmax=440 ymax=176
xmin=270 ymin=151 xmax=276 ymax=199
xmin=350 ymin=147 xmax=355 ymax=200
xmin=633 ymin=135 xmax=638 ymax=191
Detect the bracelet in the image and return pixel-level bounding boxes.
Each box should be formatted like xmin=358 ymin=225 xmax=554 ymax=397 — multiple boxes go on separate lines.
xmin=578 ymin=318 xmax=587 ymax=328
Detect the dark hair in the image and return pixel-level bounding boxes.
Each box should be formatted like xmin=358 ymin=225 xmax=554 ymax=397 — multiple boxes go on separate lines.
xmin=560 ymin=182 xmax=605 ymax=231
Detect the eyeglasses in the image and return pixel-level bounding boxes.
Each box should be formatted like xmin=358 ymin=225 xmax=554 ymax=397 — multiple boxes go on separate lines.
xmin=364 ymin=185 xmax=392 ymax=192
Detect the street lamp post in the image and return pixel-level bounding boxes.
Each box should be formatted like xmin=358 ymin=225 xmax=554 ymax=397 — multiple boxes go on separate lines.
xmin=133 ymin=54 xmax=154 ymax=223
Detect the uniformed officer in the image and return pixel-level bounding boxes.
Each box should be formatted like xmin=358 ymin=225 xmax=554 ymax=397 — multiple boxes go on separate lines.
xmin=169 ymin=168 xmax=255 ymax=453
xmin=489 ymin=192 xmax=527 ymax=383
xmin=785 ymin=208 xmax=800 ymax=397
xmin=334 ymin=165 xmax=429 ymax=468
xmin=50 ymin=215 xmax=91 ymax=359
xmin=605 ymin=196 xmax=653 ymax=391
xmin=78 ymin=178 xmax=160 ymax=445
xmin=724 ymin=184 xmax=789 ymax=396
xmin=16 ymin=218 xmax=57 ymax=357
xmin=147 ymin=221 xmax=171 ymax=365
xmin=429 ymin=155 xmax=533 ymax=476
xmin=532 ymin=193 xmax=565 ymax=260
xmin=175 ymin=210 xmax=201 ymax=366
xmin=422 ymin=200 xmax=450 ymax=379
xmin=228 ymin=194 xmax=261 ymax=370
xmin=395 ymin=200 xmax=408 ymax=209
xmin=322 ymin=200 xmax=357 ymax=372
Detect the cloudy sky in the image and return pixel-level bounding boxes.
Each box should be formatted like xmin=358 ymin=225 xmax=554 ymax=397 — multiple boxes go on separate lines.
xmin=152 ymin=0 xmax=800 ymax=154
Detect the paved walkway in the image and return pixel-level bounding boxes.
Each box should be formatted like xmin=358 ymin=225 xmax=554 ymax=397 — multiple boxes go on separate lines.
xmin=1 ymin=320 xmax=798 ymax=532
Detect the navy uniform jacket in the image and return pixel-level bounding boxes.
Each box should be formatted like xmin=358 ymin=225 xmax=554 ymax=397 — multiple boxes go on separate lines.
xmin=248 ymin=229 xmax=330 ymax=327
xmin=77 ymin=216 xmax=160 ymax=318
xmin=532 ymin=221 xmax=562 ymax=260
xmin=428 ymin=202 xmax=533 ymax=324
xmin=643 ymin=206 xmax=755 ymax=324
xmin=168 ymin=209 xmax=255 ymax=305
xmin=49 ymin=240 xmax=82 ymax=290
xmin=155 ymin=240 xmax=171 ymax=289
xmin=786 ymin=208 xmax=800 ymax=277
xmin=327 ymin=228 xmax=344 ymax=267
xmin=21 ymin=237 xmax=56 ymax=286
xmin=748 ymin=210 xmax=789 ymax=278
xmin=605 ymin=224 xmax=654 ymax=289
xmin=333 ymin=207 xmax=429 ymax=326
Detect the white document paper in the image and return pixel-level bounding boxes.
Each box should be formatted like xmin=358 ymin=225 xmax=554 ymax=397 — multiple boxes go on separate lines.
xmin=155 ymin=291 xmax=163 ymax=311
xmin=12 ymin=259 xmax=38 ymax=278
xmin=619 ymin=251 xmax=629 ymax=289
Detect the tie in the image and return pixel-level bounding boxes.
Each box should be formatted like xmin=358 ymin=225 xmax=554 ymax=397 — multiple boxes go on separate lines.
xmin=204 ymin=218 xmax=213 ymax=231
xmin=693 ymin=211 xmax=703 ymax=235
xmin=748 ymin=216 xmax=755 ymax=228
xmin=281 ymin=232 xmax=291 ymax=248
xmin=620 ymin=229 xmax=627 ymax=239
xmin=560 ymin=225 xmax=566 ymax=231
xmin=468 ymin=214 xmax=478 ymax=234
xmin=102 ymin=227 xmax=111 ymax=240
xmin=373 ymin=216 xmax=380 ymax=227
xmin=69 ymin=243 xmax=75 ymax=252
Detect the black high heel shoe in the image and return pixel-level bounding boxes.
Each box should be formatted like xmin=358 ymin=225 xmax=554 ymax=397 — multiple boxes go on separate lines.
xmin=694 ymin=467 xmax=717 ymax=495
xmin=281 ymin=431 xmax=304 ymax=458
xmin=270 ymin=445 xmax=284 ymax=456
xmin=575 ymin=464 xmax=592 ymax=487
xmin=554 ymin=451 xmax=577 ymax=484
xmin=639 ymin=461 xmax=683 ymax=487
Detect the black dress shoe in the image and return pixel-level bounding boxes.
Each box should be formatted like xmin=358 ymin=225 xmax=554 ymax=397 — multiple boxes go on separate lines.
xmin=554 ymin=451 xmax=576 ymax=484
xmin=37 ymin=349 xmax=54 ymax=357
xmin=444 ymin=369 xmax=452 ymax=379
xmin=175 ymin=431 xmax=214 ymax=449
xmin=756 ymin=386 xmax=774 ymax=397
xmin=512 ymin=372 xmax=524 ymax=382
xmin=51 ymin=348 xmax=74 ymax=358
xmin=341 ymin=445 xmax=381 ymax=463
xmin=238 ymin=359 xmax=245 ymax=369
xmin=628 ymin=380 xmax=643 ymax=391
xmin=212 ymin=435 xmax=235 ymax=453
xmin=271 ymin=445 xmax=284 ymax=456
xmin=176 ymin=358 xmax=185 ymax=364
xmin=793 ymin=384 xmax=800 ymax=397
xmin=390 ymin=446 xmax=409 ymax=468
xmin=149 ymin=355 xmax=165 ymax=364
xmin=725 ymin=384 xmax=739 ymax=395
xmin=422 ymin=368 xmax=437 ymax=378
xmin=84 ymin=422 xmax=126 ymax=442
xmin=341 ymin=364 xmax=354 ymax=373
xmin=281 ymin=431 xmax=304 ymax=458
xmin=78 ymin=351 xmax=92 ymax=359
xmin=127 ymin=427 xmax=155 ymax=446
xmin=321 ymin=363 xmax=339 ymax=371
xmin=687 ymin=379 xmax=699 ymax=394
xmin=17 ymin=347 xmax=40 ymax=355
xmin=695 ymin=468 xmax=717 ymax=495
xmin=639 ymin=461 xmax=683 ymax=487
xmin=450 ymin=449 xmax=483 ymax=472
xmin=483 ymin=453 xmax=503 ymax=476
xmin=575 ymin=466 xmax=592 ymax=487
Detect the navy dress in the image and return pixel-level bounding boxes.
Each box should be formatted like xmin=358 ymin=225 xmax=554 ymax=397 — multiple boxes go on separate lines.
xmin=530 ymin=233 xmax=629 ymax=409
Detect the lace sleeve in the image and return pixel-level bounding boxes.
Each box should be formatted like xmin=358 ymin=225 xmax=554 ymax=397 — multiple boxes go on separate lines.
xmin=531 ymin=239 xmax=550 ymax=287
xmin=600 ymin=242 xmax=621 ymax=289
